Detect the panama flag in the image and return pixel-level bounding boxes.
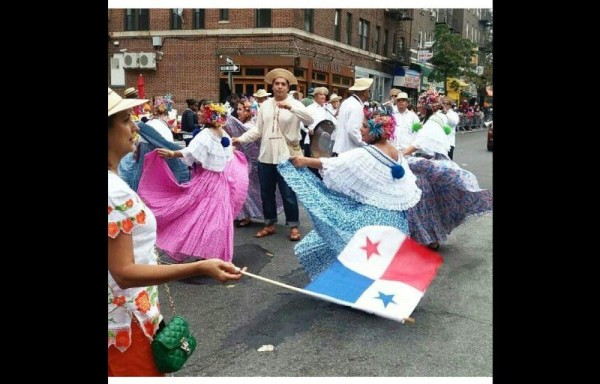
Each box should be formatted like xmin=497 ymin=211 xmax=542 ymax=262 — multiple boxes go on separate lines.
xmin=304 ymin=226 xmax=443 ymax=323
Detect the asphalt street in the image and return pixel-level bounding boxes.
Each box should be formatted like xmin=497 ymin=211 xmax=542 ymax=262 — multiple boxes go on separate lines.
xmin=159 ymin=129 xmax=493 ymax=378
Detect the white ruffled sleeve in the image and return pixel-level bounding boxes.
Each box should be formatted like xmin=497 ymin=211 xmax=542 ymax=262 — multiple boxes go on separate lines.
xmin=412 ymin=114 xmax=451 ymax=156
xmin=108 ymin=173 xmax=148 ymax=238
xmin=179 ymin=129 xmax=233 ymax=171
xmin=320 ymin=147 xmax=421 ymax=211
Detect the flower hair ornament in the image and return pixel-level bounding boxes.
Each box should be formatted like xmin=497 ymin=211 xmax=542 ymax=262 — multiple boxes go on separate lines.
xmin=364 ymin=109 xmax=397 ymax=142
xmin=154 ymin=94 xmax=174 ymax=115
xmin=201 ymin=102 xmax=230 ymax=147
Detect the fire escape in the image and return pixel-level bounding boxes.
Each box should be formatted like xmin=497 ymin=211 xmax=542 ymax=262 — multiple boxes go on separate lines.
xmin=385 ymin=9 xmax=413 ymax=66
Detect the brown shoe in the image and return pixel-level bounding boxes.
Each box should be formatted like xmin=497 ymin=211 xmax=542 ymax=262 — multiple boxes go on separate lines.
xmin=289 ymin=227 xmax=301 ymax=241
xmin=254 ymin=226 xmax=275 ymax=238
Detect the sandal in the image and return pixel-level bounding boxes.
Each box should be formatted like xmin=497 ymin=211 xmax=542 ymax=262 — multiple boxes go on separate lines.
xmin=235 ymin=218 xmax=253 ymax=228
xmin=254 ymin=226 xmax=275 ymax=238
xmin=289 ymin=228 xmax=301 ymax=241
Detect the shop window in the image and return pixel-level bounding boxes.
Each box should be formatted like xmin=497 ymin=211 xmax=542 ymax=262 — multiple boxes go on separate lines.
xmin=333 ymin=75 xmax=341 ymax=85
xmin=312 ymin=72 xmax=327 ymax=82
xmin=245 ymin=67 xmax=265 ymax=76
xmin=294 ymin=68 xmax=305 ymax=79
xmin=342 ymin=77 xmax=352 ymax=86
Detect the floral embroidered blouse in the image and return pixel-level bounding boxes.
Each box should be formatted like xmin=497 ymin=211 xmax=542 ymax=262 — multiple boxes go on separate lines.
xmin=108 ymin=171 xmax=162 ymax=352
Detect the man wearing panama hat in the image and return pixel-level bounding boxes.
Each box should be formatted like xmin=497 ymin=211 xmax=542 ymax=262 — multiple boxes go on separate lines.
xmin=331 ymin=77 xmax=373 ymax=155
xmin=232 ymin=68 xmax=313 ymax=241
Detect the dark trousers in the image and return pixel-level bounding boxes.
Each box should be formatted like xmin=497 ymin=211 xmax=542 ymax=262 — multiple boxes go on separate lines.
xmin=448 ymin=146 xmax=455 ymax=160
xmin=258 ymin=162 xmax=299 ymax=227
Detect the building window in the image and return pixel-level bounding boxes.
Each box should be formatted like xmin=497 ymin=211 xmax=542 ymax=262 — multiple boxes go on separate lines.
xmin=256 ymin=9 xmax=271 ymax=27
xmin=374 ymin=26 xmax=380 ymax=54
xmin=293 ymin=68 xmax=305 ymax=79
xmin=312 ymin=71 xmax=327 ymax=82
xmin=334 ymin=10 xmax=341 ymax=42
xmin=220 ymin=9 xmax=229 ymax=21
xmin=359 ymin=19 xmax=369 ymax=51
xmin=392 ymin=32 xmax=397 ymax=54
xmin=171 ymin=9 xmax=182 ymax=30
xmin=193 ymin=9 xmax=205 ymax=29
xmin=346 ymin=13 xmax=352 ymax=45
xmin=465 ymin=22 xmax=469 ymax=40
xmin=383 ymin=29 xmax=389 ymax=56
xmin=125 ymin=9 xmax=149 ymax=31
xmin=418 ymin=29 xmax=423 ymax=48
xmin=304 ymin=10 xmax=314 ymax=33
xmin=244 ymin=67 xmax=265 ymax=76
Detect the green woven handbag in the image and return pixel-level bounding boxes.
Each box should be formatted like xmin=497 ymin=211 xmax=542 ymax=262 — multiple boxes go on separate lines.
xmin=151 ymin=316 xmax=197 ymax=373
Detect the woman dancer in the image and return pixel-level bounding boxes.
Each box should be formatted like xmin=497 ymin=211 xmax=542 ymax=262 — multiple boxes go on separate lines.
xmin=137 ymin=102 xmax=249 ymax=263
xmin=280 ymin=109 xmax=422 ymax=279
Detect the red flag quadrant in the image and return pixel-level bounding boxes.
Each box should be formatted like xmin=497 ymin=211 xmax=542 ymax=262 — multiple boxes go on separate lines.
xmin=304 ymin=226 xmax=443 ymax=322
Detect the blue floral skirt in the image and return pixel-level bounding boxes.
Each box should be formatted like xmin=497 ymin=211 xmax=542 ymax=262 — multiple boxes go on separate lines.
xmin=277 ymin=161 xmax=408 ymax=280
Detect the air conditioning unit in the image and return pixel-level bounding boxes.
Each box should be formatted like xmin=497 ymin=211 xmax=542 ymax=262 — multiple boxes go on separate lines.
xmin=123 ymin=53 xmax=139 ymax=68
xmin=139 ymin=52 xmax=156 ymax=70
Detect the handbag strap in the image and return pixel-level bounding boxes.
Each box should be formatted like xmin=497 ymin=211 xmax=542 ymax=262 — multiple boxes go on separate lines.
xmin=107 ymin=246 xmax=177 ymax=318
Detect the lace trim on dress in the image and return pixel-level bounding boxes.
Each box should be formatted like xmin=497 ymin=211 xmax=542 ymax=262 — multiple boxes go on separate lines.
xmin=182 ymin=128 xmax=233 ymax=170
xmin=320 ymin=149 xmax=422 ymax=211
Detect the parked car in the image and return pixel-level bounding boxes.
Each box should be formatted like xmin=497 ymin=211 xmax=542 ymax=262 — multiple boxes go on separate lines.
xmin=486 ymin=121 xmax=493 ymax=151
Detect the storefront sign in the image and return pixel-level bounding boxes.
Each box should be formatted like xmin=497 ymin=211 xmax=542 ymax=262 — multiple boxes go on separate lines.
xmin=313 ymin=60 xmax=330 ymax=73
xmin=403 ymin=69 xmax=421 ymax=89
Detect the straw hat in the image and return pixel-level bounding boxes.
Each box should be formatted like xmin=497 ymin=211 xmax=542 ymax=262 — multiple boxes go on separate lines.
xmin=108 ymin=87 xmax=148 ymax=117
xmin=253 ymin=89 xmax=271 ymax=98
xmin=349 ymin=78 xmax=374 ymax=91
xmin=123 ymin=87 xmax=138 ymax=98
xmin=265 ymin=68 xmax=298 ymax=85
xmin=312 ymin=87 xmax=329 ymax=96
xmin=389 ymin=88 xmax=401 ymax=97
xmin=329 ymin=93 xmax=342 ymax=102
xmin=395 ymin=92 xmax=409 ymax=100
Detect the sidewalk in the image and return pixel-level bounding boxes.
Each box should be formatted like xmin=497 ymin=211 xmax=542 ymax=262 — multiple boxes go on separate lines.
xmin=457 ymin=127 xmax=487 ymax=135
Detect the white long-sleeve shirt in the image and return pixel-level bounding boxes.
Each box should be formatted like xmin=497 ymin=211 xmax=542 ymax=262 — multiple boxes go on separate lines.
xmin=237 ymin=96 xmax=313 ymax=164
xmin=332 ymin=94 xmax=365 ymax=154
xmin=304 ymin=102 xmax=338 ymax=144
xmin=391 ymin=109 xmax=420 ymax=151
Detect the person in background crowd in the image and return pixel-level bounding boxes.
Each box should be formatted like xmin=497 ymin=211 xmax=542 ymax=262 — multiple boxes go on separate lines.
xmin=332 ymin=77 xmax=373 ymax=156
xmin=304 ymin=87 xmax=337 ymax=162
xmin=252 ymin=89 xmax=271 ymax=108
xmin=124 ymin=87 xmax=144 ymax=119
xmin=326 ymin=93 xmax=342 ymax=117
xmin=301 ymin=87 xmax=315 ymax=107
xmin=181 ymin=98 xmax=199 ymax=133
xmin=232 ymin=68 xmax=313 ymax=242
xmin=383 ymin=88 xmax=401 ymax=113
xmin=391 ymin=92 xmax=421 ymax=152
xmin=225 ymin=100 xmax=284 ymax=228
xmin=108 ymin=87 xmax=244 ymax=377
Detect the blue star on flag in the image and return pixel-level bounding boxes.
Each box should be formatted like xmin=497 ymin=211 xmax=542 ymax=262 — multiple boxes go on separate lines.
xmin=375 ymin=291 xmax=397 ymax=308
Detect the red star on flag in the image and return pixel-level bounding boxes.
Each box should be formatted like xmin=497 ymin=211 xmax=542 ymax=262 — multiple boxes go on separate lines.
xmin=361 ymin=236 xmax=381 ymax=260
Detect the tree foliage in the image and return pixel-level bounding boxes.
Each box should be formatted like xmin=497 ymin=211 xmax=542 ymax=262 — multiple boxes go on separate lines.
xmin=428 ymin=24 xmax=478 ymax=95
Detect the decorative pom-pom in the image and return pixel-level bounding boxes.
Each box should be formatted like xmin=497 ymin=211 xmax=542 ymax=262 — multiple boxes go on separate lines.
xmin=221 ymin=136 xmax=231 ymax=147
xmin=412 ymin=122 xmax=422 ymax=133
xmin=443 ymin=125 xmax=452 ymax=135
xmin=391 ymin=164 xmax=405 ymax=179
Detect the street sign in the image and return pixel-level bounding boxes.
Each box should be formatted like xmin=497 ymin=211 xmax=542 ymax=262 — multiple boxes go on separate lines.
xmin=219 ymin=64 xmax=240 ymax=72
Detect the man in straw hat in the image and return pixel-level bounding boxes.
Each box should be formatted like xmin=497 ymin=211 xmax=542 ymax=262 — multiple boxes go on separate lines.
xmin=391 ymin=92 xmax=420 ymax=152
xmin=331 ymin=77 xmax=373 ymax=155
xmin=326 ymin=93 xmax=342 ymax=117
xmin=304 ymin=87 xmax=336 ymax=158
xmin=252 ymin=89 xmax=271 ymax=108
xmin=123 ymin=87 xmax=144 ymax=119
xmin=232 ymin=68 xmax=313 ymax=242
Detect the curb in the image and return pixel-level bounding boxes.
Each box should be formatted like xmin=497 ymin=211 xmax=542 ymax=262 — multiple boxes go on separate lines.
xmin=457 ymin=128 xmax=487 ymax=135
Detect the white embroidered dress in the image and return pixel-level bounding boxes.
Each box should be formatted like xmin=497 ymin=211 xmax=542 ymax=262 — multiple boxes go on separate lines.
xmin=108 ymin=171 xmax=162 ymax=352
